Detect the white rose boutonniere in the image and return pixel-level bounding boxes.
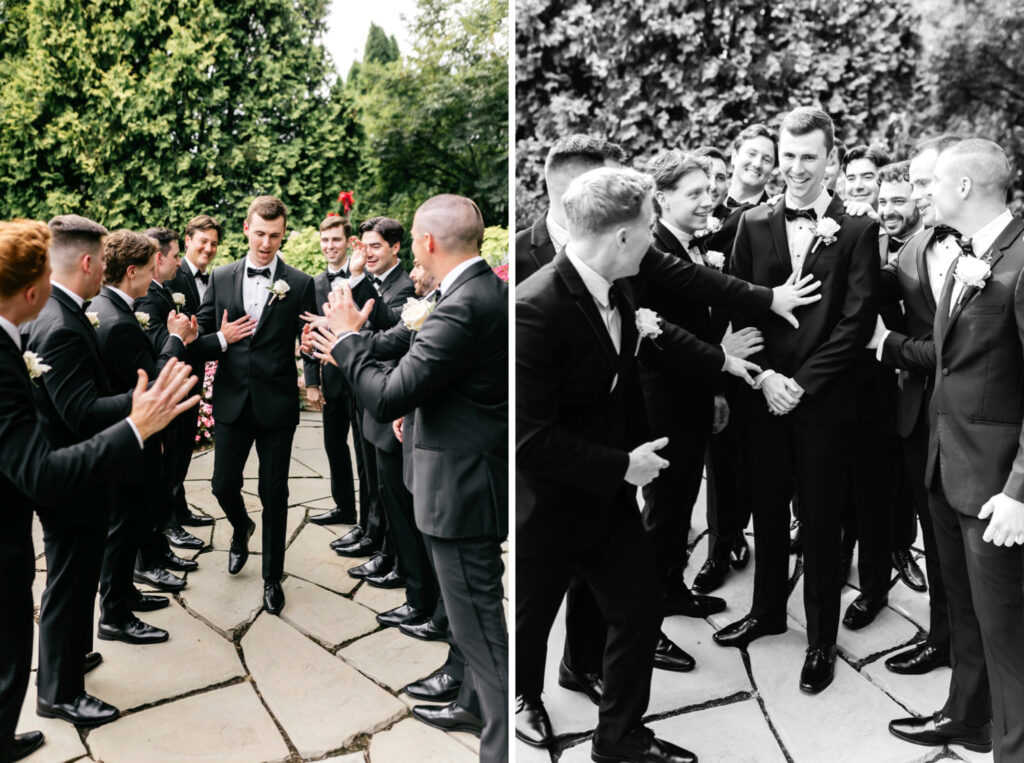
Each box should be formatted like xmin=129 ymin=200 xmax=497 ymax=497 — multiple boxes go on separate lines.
xmin=401 ymin=296 xmax=436 ymax=332
xmin=135 ymin=311 xmax=150 ymax=329
xmin=814 ymin=217 xmax=841 ymax=247
xmin=954 ymin=256 xmax=992 ymax=290
xmin=697 ymin=216 xmax=723 ymax=237
xmin=23 ymin=351 xmax=51 ymax=381
xmin=85 ymin=311 xmax=100 ymax=328
xmin=267 ymin=279 xmax=290 ymax=304
xmin=634 ymin=307 xmax=663 ymax=355
xmin=172 ymin=292 xmax=186 ymax=308
xmin=705 ymin=251 xmax=726 ymax=271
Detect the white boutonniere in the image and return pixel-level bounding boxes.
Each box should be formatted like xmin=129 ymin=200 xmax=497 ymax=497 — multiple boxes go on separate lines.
xmin=634 ymin=307 xmax=663 ymax=355
xmin=697 ymin=216 xmax=723 ymax=237
xmin=954 ymin=255 xmax=992 ymax=290
xmin=814 ymin=217 xmax=841 ymax=247
xmin=23 ymin=350 xmax=51 ymax=381
xmin=172 ymin=292 xmax=186 ymax=308
xmin=401 ymin=295 xmax=436 ymax=332
xmin=135 ymin=311 xmax=150 ymax=329
xmin=705 ymin=250 xmax=726 ymax=271
xmin=85 ymin=311 xmax=100 ymax=328
xmin=267 ymin=279 xmax=290 ymax=304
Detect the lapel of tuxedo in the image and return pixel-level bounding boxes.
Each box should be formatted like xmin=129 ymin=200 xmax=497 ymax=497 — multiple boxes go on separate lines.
xmin=554 ymin=253 xmax=617 ymax=369
xmin=0 ymin=329 xmax=30 ymax=388
xmin=616 ymin=280 xmax=638 ymax=372
xmin=800 ymin=194 xmax=846 ymax=275
xmin=102 ymin=286 xmax=136 ymax=323
xmin=766 ymin=200 xmax=793 ymax=277
xmin=945 ymin=217 xmax=1024 ymax=337
xmin=255 ymin=259 xmax=287 ymax=333
xmin=314 ymin=271 xmax=330 ymax=313
xmin=916 ymin=231 xmax=938 ymax=315
xmin=178 ymin=263 xmax=201 ymax=311
xmin=52 ymin=288 xmax=102 ymax=356
xmin=230 ymin=259 xmax=247 ymax=319
xmin=654 ymin=222 xmax=688 ymax=262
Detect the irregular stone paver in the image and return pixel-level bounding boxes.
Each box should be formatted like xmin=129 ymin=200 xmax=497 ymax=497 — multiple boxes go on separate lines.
xmin=862 ymin=659 xmax=953 ymax=717
xmin=179 ymin=550 xmax=266 ymax=638
xmin=185 ymin=449 xmax=215 ymax=481
xmin=836 ymin=587 xmax=921 ymax=663
xmin=15 ymin=682 xmax=88 ymax=763
xmin=240 ymin=447 xmax=318 ymax=479
xmin=956 ymin=746 xmax=995 ymax=762
xmin=86 ymin=600 xmax=244 ymax=710
xmin=293 ymin=450 xmax=333 ymax=478
xmin=88 ymin=682 xmax=290 ymax=763
xmin=353 ymin=581 xmax=408 ymax=614
xmin=185 ymin=486 xmax=227 ymax=518
xmin=243 ymin=476 xmax=333 ymax=506
xmin=280 ymin=577 xmax=379 ymax=649
xmin=210 ymin=507 xmax=304 ymax=553
xmin=319 ymin=755 xmax=366 ymax=763
xmin=368 ymin=718 xmax=477 ymax=762
xmin=284 ymin=523 xmax=363 ymax=594
xmin=339 ymin=626 xmax=448 ymax=691
xmin=887 ymin=569 xmax=933 ymax=633
xmin=243 ymin=613 xmax=406 ymax=757
xmin=514 ymin=741 xmax=554 ymax=763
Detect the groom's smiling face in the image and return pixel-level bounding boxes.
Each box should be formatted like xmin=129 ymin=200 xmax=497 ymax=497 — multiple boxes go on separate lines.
xmin=779 ymin=129 xmax=829 ymax=206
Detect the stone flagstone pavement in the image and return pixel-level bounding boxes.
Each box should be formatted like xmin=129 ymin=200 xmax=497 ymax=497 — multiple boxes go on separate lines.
xmin=517 ymin=479 xmax=995 ymax=763
xmin=20 ymin=411 xmax=507 ymax=763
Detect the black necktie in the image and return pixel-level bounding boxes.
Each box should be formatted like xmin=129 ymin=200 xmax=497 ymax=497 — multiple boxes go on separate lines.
xmin=80 ymin=300 xmax=91 ymax=315
xmin=326 ymin=269 xmax=348 ymax=282
xmin=784 ymin=207 xmax=818 ymax=222
xmin=246 ymin=267 xmax=270 ymax=279
xmin=195 ymin=270 xmax=210 ymax=285
xmin=607 ymin=283 xmax=622 ymax=312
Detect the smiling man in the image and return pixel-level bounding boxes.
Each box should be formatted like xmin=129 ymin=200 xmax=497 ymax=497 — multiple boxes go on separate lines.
xmin=843 ymin=145 xmax=891 ymax=211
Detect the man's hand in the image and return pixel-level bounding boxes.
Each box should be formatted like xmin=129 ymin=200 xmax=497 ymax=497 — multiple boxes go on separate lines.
xmin=308 ymin=326 xmax=340 ymax=368
xmin=844 ymin=199 xmax=879 ymax=220
xmin=866 ymin=314 xmax=887 ymax=350
xmin=347 ymin=237 xmax=367 ymax=277
xmin=393 ymin=417 xmax=404 ymax=443
xmin=770 ymin=271 xmax=822 ymax=329
xmin=762 ymin=373 xmax=803 ymax=415
xmin=721 ymin=326 xmax=763 ymax=360
xmin=306 ymin=385 xmax=324 ymax=411
xmin=219 ymin=310 xmax=257 ymax=344
xmin=625 ymin=437 xmax=670 ymax=487
xmin=979 ymin=493 xmax=1024 ymax=546
xmin=324 ymin=282 xmax=373 ymax=336
xmin=723 ymin=355 xmax=763 ymax=386
xmin=167 ymin=310 xmax=193 ymax=342
xmin=129 ymin=359 xmax=200 ymax=441
xmin=712 ymin=395 xmax=730 ymax=434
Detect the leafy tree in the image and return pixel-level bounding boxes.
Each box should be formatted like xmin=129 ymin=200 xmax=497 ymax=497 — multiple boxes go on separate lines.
xmin=364 ymin=22 xmax=400 ymax=65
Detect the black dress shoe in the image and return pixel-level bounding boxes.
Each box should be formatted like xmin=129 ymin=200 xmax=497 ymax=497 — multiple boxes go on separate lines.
xmin=664 ymin=590 xmax=726 ymax=618
xmin=264 ymin=581 xmax=285 ymax=615
xmin=11 ymin=730 xmax=44 ymax=762
xmin=893 ymin=548 xmax=927 ymax=592
xmin=166 ymin=525 xmax=204 ymax=550
xmin=557 ymin=658 xmax=602 ymax=705
xmin=331 ymin=526 xmax=364 ymax=549
xmin=692 ymin=557 xmax=729 ymax=593
xmin=310 ymin=506 xmax=357 ymax=525
xmin=730 ymin=533 xmax=751 ymax=569
xmin=376 ymin=603 xmax=427 ymax=627
xmin=889 ymin=712 xmax=992 ymax=752
xmin=130 ymin=593 xmax=170 ymax=612
xmin=404 ymin=670 xmax=462 ymax=702
xmin=789 ymin=519 xmax=802 ymax=554
xmin=347 ymin=553 xmax=390 ymax=579
xmin=799 ymin=645 xmax=836 ymax=694
xmin=653 ymin=633 xmax=695 ymax=672
xmin=228 ymin=518 xmax=256 ymax=575
xmin=516 ymin=695 xmax=554 ymax=748
xmin=713 ymin=616 xmax=786 ymax=648
xmin=885 ymin=643 xmax=950 ymax=675
xmin=399 ymin=618 xmax=448 ymax=641
xmin=333 ymin=536 xmax=379 ymax=558
xmin=180 ymin=509 xmax=214 ymax=527
xmin=98 ymin=617 xmax=169 ymax=645
xmin=592 ymin=727 xmax=697 ymax=763
xmin=411 ymin=702 xmax=483 ymax=737
xmin=83 ymin=651 xmax=103 ymax=674
xmin=365 ymin=569 xmax=406 ymax=589
xmin=161 ymin=549 xmax=199 ymax=572
xmin=842 ymin=594 xmax=887 ymax=630
xmin=37 ymin=692 xmax=119 ymax=727
xmin=133 ymin=566 xmax=186 ymax=592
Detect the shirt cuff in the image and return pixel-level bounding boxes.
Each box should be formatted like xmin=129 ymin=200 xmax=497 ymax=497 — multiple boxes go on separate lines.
xmin=719 ymin=344 xmax=728 ymax=372
xmin=329 ymin=331 xmax=359 ymax=351
xmin=216 ymin=331 xmax=227 ymax=351
xmin=349 ymin=273 xmax=366 ymax=288
xmin=875 ymin=330 xmax=891 ymax=362
xmin=753 ymin=369 xmax=776 ymax=389
xmin=125 ymin=418 xmax=144 ymax=449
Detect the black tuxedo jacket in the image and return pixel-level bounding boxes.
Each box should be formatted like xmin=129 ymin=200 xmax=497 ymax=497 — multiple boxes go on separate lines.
xmin=332 ymin=259 xmax=507 ymax=540
xmin=164 ymin=261 xmax=203 ymax=316
xmin=135 ymin=280 xmax=222 ymax=367
xmin=882 ymin=217 xmax=1024 ymax=514
xmin=195 ymin=257 xmax=317 ymax=430
xmin=303 ymin=267 xmax=354 ymax=400
xmin=730 ymin=194 xmax=880 ymax=423
xmin=705 ymin=192 xmax=768 ymax=266
xmin=515 ymin=213 xmax=557 ymax=285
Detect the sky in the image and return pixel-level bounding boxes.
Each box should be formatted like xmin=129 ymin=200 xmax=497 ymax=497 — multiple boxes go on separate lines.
xmin=323 ymin=0 xmax=420 ymax=78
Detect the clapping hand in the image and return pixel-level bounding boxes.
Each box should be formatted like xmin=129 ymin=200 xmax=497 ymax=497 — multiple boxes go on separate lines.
xmin=625 ymin=437 xmax=670 ymax=487
xmin=324 ymin=283 xmax=373 ymax=336
xmin=167 ymin=311 xmax=199 ymax=344
xmin=979 ymin=493 xmax=1024 ymax=547
xmin=307 ymin=324 xmax=340 ymax=368
xmin=723 ymin=355 xmax=763 ymax=386
xmin=393 ymin=417 xmax=404 ymax=443
xmin=347 ymin=237 xmax=367 ymax=277
xmin=770 ymin=271 xmax=822 ymax=329
xmin=128 ymin=359 xmax=200 ymax=441
xmin=762 ymin=373 xmax=803 ymax=415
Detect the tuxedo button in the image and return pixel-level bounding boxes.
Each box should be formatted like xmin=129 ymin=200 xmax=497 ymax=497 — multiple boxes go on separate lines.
xmin=942 ymin=368 xmax=949 ymax=376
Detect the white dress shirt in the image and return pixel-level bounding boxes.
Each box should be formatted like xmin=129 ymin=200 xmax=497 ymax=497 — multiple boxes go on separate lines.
xmin=660 ymin=218 xmax=704 ymax=265
xmin=242 ymin=254 xmax=279 ymax=327
xmin=184 ymin=256 xmax=208 ymax=302
xmin=51 ymin=281 xmax=86 ymax=309
xmin=439 ymin=256 xmax=485 ymax=297
xmin=785 ymin=187 xmax=833 ymax=277
xmin=0 ymin=314 xmax=21 ymax=350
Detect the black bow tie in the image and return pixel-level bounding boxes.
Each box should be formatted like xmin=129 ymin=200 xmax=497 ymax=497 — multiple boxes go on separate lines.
xmin=956 ymin=236 xmax=974 ymax=259
xmin=80 ymin=300 xmax=91 ymax=314
xmin=246 ymin=267 xmax=270 ymax=279
xmin=784 ymin=207 xmax=818 ymax=223
xmin=887 ymin=236 xmax=905 ymax=254
xmin=725 ymin=196 xmax=742 ymax=211
xmin=326 ymin=269 xmax=348 ymax=282
xmin=194 ymin=270 xmax=209 ymax=285
xmin=932 ymin=224 xmax=957 ymax=242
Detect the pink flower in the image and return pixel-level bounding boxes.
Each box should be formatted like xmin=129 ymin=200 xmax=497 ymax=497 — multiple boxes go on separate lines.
xmin=492 ymin=263 xmax=509 ymax=282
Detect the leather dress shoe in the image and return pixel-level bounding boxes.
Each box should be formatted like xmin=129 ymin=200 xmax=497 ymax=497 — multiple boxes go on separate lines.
xmin=333 ymin=536 xmax=379 ymax=558
xmin=789 ymin=519 xmax=802 ymax=554
xmin=347 ymin=552 xmax=390 ymax=579
xmin=411 ymin=702 xmax=483 ymax=737
xmin=365 ymin=569 xmax=406 ymax=589
xmin=98 ymin=617 xmax=169 ymax=645
xmin=799 ymin=645 xmax=836 ymax=694
xmin=516 ymin=695 xmax=554 ymax=748
xmin=663 ymin=590 xmax=726 ymax=618
xmin=264 ymin=581 xmax=285 ymax=615
xmin=331 ymin=526 xmax=364 ymax=549
xmin=404 ymin=670 xmax=462 ymax=702
xmin=592 ymin=726 xmax=697 ymax=763
xmin=713 ymin=616 xmax=786 ymax=648
xmin=12 ymin=730 xmax=45 ymax=761
xmin=130 ymin=593 xmax=170 ymax=612
xmin=691 ymin=557 xmax=729 ymax=593
xmin=310 ymin=506 xmax=357 ymax=525
xmin=843 ymin=594 xmax=888 ymax=630
xmin=893 ymin=548 xmax=927 ymax=592
xmin=133 ymin=566 xmax=186 ymax=592
xmin=399 ymin=618 xmax=448 ymax=641
xmin=166 ymin=525 xmax=203 ymax=550
xmin=376 ymin=603 xmax=427 ymax=627
xmin=557 ymin=658 xmax=602 ymax=705
xmin=83 ymin=652 xmax=103 ymax=674
xmin=161 ymin=549 xmax=199 ymax=572
xmin=180 ymin=509 xmax=214 ymax=527
xmin=730 ymin=533 xmax=751 ymax=569
xmin=228 ymin=519 xmax=256 ymax=575
xmin=885 ymin=643 xmax=950 ymax=675
xmin=37 ymin=692 xmax=119 ymax=727
xmin=653 ymin=633 xmax=695 ymax=672
xmin=889 ymin=712 xmax=992 ymax=752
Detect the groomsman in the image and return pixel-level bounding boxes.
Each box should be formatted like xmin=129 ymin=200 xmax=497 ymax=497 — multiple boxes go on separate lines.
xmin=0 ymin=219 xmax=198 ymax=761
xmin=693 ymin=145 xmax=729 ymax=209
xmin=715 ymin=107 xmax=880 ymax=696
xmin=879 ymin=139 xmax=1024 ymax=760
xmin=842 ymin=145 xmax=890 ymax=210
xmin=197 ymin=196 xmax=316 ymax=615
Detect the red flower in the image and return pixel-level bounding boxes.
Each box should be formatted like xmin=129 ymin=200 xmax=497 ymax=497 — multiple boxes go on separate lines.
xmin=327 ymin=211 xmax=339 ymax=217
xmin=337 ymin=190 xmax=355 ymax=214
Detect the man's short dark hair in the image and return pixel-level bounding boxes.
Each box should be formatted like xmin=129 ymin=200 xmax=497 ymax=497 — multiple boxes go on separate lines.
xmin=730 ymin=123 xmax=776 ymax=156
xmin=47 ymin=214 xmax=108 ymax=270
xmin=144 ymin=227 xmax=179 ymax=255
xmin=878 ymin=161 xmax=911 ymax=186
xmin=844 ymin=144 xmax=891 ymax=172
xmin=780 ymin=107 xmax=835 ymax=153
xmin=319 ymin=215 xmax=352 ymax=238
xmin=246 ymin=196 xmax=288 ymax=225
xmin=184 ymin=214 xmax=223 ymax=240
xmin=103 ymin=229 xmax=156 ymax=285
xmin=358 ymin=216 xmax=403 ymax=246
xmin=910 ymin=134 xmax=964 ymax=159
xmin=642 ymin=150 xmax=712 ymax=214
xmin=693 ymin=145 xmax=727 ymax=165
xmin=544 ymin=134 xmax=626 ymax=177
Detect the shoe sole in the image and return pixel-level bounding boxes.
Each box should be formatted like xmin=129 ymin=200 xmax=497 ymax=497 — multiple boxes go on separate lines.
xmin=97 ymin=631 xmax=169 ymax=645
xmin=653 ymin=658 xmax=695 ymax=673
xmin=691 ymin=577 xmax=726 ymax=594
xmin=36 ymin=707 xmax=120 ymax=727
xmin=413 ymin=715 xmax=482 ymax=738
xmin=515 ymin=729 xmax=554 ymax=748
xmin=365 ymin=579 xmax=407 ymax=589
xmin=398 ymin=628 xmax=446 ymax=642
xmin=799 ymin=671 xmax=835 ymax=695
xmin=713 ymin=625 xmax=787 ymax=649
xmin=132 ymin=577 xmax=186 ymax=593
xmin=889 ymin=728 xmax=992 ymax=753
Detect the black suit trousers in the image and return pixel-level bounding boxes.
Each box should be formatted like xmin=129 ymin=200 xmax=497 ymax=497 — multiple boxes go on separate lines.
xmin=352 ymin=403 xmax=387 ymax=546
xmin=322 ymin=391 xmax=356 ymax=514
xmin=705 ymin=385 xmax=754 ymax=559
xmin=748 ymin=407 xmax=850 ymax=647
xmin=99 ymin=480 xmax=149 ymax=624
xmin=211 ymin=398 xmax=294 ymax=582
xmin=0 ymin=569 xmax=32 ymax=762
xmin=169 ymin=402 xmax=200 ymax=525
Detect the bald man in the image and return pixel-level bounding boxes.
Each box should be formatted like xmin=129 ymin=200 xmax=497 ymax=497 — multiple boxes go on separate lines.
xmin=876 ymin=139 xmax=1024 ymax=760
